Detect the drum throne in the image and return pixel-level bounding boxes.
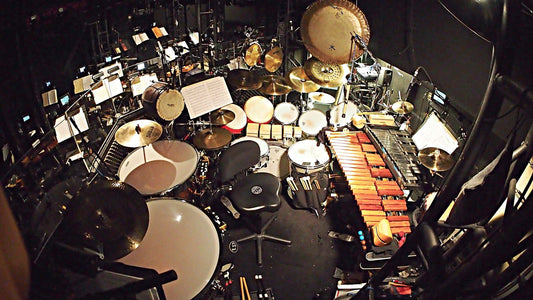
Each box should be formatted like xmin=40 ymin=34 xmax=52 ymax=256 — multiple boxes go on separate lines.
xmin=219 ymin=141 xmax=292 ymax=265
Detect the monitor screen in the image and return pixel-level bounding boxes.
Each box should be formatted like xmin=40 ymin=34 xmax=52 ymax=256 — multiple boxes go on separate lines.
xmin=433 ymin=89 xmax=447 ymax=106
xmin=137 ymin=62 xmax=146 ymax=71
xmin=60 ymin=94 xmax=70 ymax=106
xmin=105 ymin=56 xmax=112 ymax=63
xmin=79 ymin=66 xmax=86 ymax=73
xmin=23 ymin=115 xmax=30 ymax=122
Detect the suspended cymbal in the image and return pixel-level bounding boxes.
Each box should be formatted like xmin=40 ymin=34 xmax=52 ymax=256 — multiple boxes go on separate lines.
xmin=418 ymin=147 xmax=454 ymax=172
xmin=391 ymin=101 xmax=414 ymax=114
xmin=60 ymin=179 xmax=148 ymax=261
xmin=244 ymin=43 xmax=262 ymax=67
xmin=209 ymin=109 xmax=235 ymax=125
xmin=304 ymin=58 xmax=344 ymax=88
xmin=258 ymin=75 xmax=292 ymax=95
xmin=115 ymin=120 xmax=162 ymax=148
xmin=264 ymin=47 xmax=283 ymax=73
xmin=308 ymin=91 xmax=336 ymax=104
xmin=193 ymin=127 xmax=232 ymax=150
xmin=286 ymin=67 xmax=321 ymax=93
xmin=301 ymin=0 xmax=371 ymax=64
xmin=226 ymin=69 xmax=262 ymax=90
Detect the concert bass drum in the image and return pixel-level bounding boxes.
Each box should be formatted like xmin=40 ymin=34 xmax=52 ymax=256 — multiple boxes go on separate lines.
xmin=142 ymin=82 xmax=185 ymax=122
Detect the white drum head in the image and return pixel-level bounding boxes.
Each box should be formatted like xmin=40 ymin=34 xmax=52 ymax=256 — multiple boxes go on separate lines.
xmin=231 ymin=136 xmax=269 ymax=157
xmin=244 ymin=96 xmax=273 ymax=124
xmin=222 ymin=104 xmax=247 ymax=133
xmin=274 ymin=102 xmax=299 ymax=124
xmin=118 ymin=140 xmax=198 ymax=195
xmin=298 ymin=110 xmax=327 ymax=136
xmin=308 ymin=92 xmax=335 ymax=104
xmin=119 ymin=199 xmax=220 ymax=300
xmin=156 ymin=89 xmax=184 ymax=121
xmin=329 ymin=101 xmax=357 ymax=127
xmin=288 ymin=139 xmax=330 ymax=169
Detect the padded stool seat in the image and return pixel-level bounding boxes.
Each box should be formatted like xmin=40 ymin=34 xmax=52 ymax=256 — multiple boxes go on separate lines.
xmin=230 ymin=173 xmax=281 ymax=213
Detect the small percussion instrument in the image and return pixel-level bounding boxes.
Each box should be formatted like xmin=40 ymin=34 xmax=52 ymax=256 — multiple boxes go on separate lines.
xmin=231 ymin=136 xmax=270 ymax=170
xmin=142 ymin=82 xmax=185 ymax=121
xmin=118 ymin=198 xmax=221 ymax=300
xmin=298 ymin=109 xmax=327 ymax=136
xmin=118 ymin=140 xmax=199 ymax=195
xmin=274 ymin=102 xmax=299 ymax=125
xmin=244 ymin=96 xmax=274 ymax=124
xmin=221 ymin=104 xmax=248 ymax=134
xmin=288 ymin=139 xmax=330 ymax=174
xmin=329 ymin=101 xmax=358 ymax=128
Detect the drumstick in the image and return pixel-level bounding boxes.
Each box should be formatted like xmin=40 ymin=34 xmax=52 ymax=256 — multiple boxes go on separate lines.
xmin=242 ymin=277 xmax=251 ymax=300
xmin=240 ymin=277 xmax=244 ymax=300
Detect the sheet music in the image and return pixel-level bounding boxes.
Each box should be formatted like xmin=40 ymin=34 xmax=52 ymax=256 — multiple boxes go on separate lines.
xmin=107 ymin=76 xmax=124 ymax=98
xmin=131 ymin=73 xmax=158 ymax=96
xmin=181 ymin=76 xmax=233 ymax=119
xmin=160 ymin=27 xmax=168 ymax=36
xmin=41 ymin=89 xmax=58 ymax=107
xmin=54 ymin=109 xmax=89 ymax=143
xmin=73 ymin=75 xmax=93 ymax=94
xmin=412 ymin=112 xmax=459 ymax=154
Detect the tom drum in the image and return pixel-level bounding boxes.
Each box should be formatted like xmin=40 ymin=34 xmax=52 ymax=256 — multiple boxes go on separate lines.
xmin=298 ymin=109 xmax=327 ymax=136
xmin=244 ymin=96 xmax=274 ymax=124
xmin=274 ymin=102 xmax=299 ymax=124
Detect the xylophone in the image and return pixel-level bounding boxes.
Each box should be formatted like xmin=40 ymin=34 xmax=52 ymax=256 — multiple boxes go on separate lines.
xmin=327 ymin=131 xmax=411 ymax=235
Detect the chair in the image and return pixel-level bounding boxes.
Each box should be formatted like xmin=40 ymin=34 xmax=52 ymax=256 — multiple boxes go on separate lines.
xmin=219 ymin=141 xmax=291 ymax=265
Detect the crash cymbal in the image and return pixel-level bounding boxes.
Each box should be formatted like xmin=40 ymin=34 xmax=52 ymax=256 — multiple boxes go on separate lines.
xmin=258 ymin=75 xmax=292 ymax=95
xmin=193 ymin=127 xmax=232 ymax=150
xmin=60 ymin=179 xmax=148 ymax=261
xmin=244 ymin=43 xmax=262 ymax=67
xmin=226 ymin=69 xmax=262 ymax=90
xmin=286 ymin=67 xmax=321 ymax=93
xmin=115 ymin=120 xmax=163 ymax=148
xmin=391 ymin=101 xmax=414 ymax=114
xmin=209 ymin=109 xmax=235 ymax=125
xmin=418 ymin=147 xmax=454 ymax=172
xmin=304 ymin=58 xmax=344 ymax=88
xmin=301 ymin=0 xmax=370 ymax=64
xmin=264 ymin=47 xmax=283 ymax=73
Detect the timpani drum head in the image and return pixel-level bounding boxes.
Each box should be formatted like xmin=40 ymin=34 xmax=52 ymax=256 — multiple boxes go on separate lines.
xmin=288 ymin=139 xmax=330 ymax=171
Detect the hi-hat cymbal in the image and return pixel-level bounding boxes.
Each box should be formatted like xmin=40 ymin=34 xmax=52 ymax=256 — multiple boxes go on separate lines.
xmin=264 ymin=47 xmax=283 ymax=73
xmin=286 ymin=67 xmax=321 ymax=93
xmin=60 ymin=179 xmax=148 ymax=261
xmin=226 ymin=69 xmax=262 ymax=90
xmin=115 ymin=120 xmax=162 ymax=148
xmin=258 ymin=75 xmax=292 ymax=95
xmin=418 ymin=147 xmax=454 ymax=172
xmin=244 ymin=43 xmax=262 ymax=67
xmin=391 ymin=101 xmax=414 ymax=114
xmin=209 ymin=109 xmax=235 ymax=125
xmin=304 ymin=58 xmax=344 ymax=88
xmin=301 ymin=0 xmax=371 ymax=64
xmin=193 ymin=127 xmax=232 ymax=150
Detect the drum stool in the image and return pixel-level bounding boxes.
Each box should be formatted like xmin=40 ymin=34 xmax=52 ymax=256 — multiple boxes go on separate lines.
xmin=219 ymin=141 xmax=291 ymax=265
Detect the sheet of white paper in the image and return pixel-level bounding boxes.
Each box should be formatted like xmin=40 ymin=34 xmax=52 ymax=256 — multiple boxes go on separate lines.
xmin=412 ymin=113 xmax=459 ymax=154
xmin=131 ymin=74 xmax=159 ymax=96
xmin=181 ymin=76 xmax=233 ymax=119
xmin=92 ymin=81 xmax=110 ymax=104
xmin=54 ymin=109 xmax=89 ymax=143
xmin=160 ymin=27 xmax=168 ymax=36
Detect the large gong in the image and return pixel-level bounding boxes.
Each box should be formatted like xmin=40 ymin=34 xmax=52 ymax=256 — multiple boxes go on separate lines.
xmin=301 ymin=0 xmax=371 ymax=64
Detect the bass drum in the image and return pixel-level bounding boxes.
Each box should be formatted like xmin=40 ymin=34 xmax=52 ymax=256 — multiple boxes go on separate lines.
xmin=118 ymin=198 xmax=220 ymax=300
xmin=118 ymin=140 xmax=199 ymax=195
xmin=142 ymin=82 xmax=185 ymax=121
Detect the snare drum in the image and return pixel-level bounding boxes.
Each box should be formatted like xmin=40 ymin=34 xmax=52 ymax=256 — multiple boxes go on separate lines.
xmin=231 ymin=136 xmax=269 ymax=170
xmin=244 ymin=96 xmax=274 ymax=124
xmin=288 ymin=139 xmax=330 ymax=174
xmin=142 ymin=82 xmax=185 ymax=121
xmin=298 ymin=109 xmax=327 ymax=136
xmin=118 ymin=198 xmax=220 ymax=300
xmin=221 ymin=104 xmax=247 ymax=134
xmin=274 ymin=102 xmax=299 ymax=124
xmin=329 ymin=101 xmax=358 ymax=128
xmin=118 ymin=140 xmax=199 ymax=195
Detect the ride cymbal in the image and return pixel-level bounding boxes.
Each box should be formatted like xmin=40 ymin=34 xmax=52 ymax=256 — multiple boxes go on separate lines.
xmin=258 ymin=75 xmax=292 ymax=95
xmin=115 ymin=120 xmax=163 ymax=148
xmin=244 ymin=43 xmax=262 ymax=67
xmin=418 ymin=147 xmax=454 ymax=172
xmin=304 ymin=58 xmax=344 ymax=88
xmin=391 ymin=101 xmax=414 ymax=114
xmin=301 ymin=0 xmax=371 ymax=64
xmin=264 ymin=47 xmax=283 ymax=73
xmin=209 ymin=109 xmax=235 ymax=125
xmin=286 ymin=67 xmax=321 ymax=93
xmin=226 ymin=69 xmax=262 ymax=90
xmin=193 ymin=127 xmax=232 ymax=150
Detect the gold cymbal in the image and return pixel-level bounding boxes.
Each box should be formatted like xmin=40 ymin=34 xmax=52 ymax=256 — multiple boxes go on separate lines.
xmin=418 ymin=147 xmax=454 ymax=172
xmin=226 ymin=69 xmax=262 ymax=90
xmin=286 ymin=67 xmax=321 ymax=93
xmin=264 ymin=47 xmax=283 ymax=73
xmin=209 ymin=109 xmax=235 ymax=125
xmin=115 ymin=120 xmax=162 ymax=148
xmin=258 ymin=75 xmax=292 ymax=95
xmin=391 ymin=101 xmax=414 ymax=114
xmin=244 ymin=43 xmax=262 ymax=67
xmin=304 ymin=58 xmax=344 ymax=88
xmin=301 ymin=0 xmax=371 ymax=64
xmin=193 ymin=127 xmax=232 ymax=150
